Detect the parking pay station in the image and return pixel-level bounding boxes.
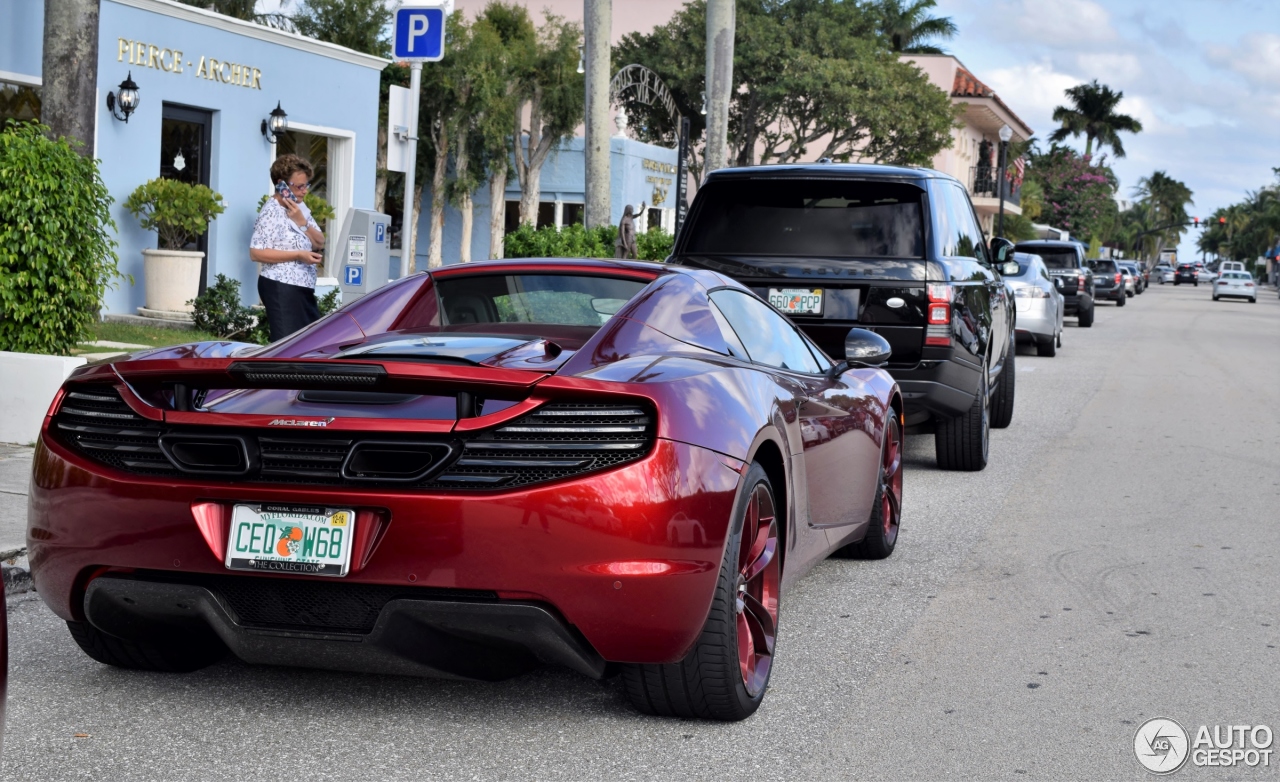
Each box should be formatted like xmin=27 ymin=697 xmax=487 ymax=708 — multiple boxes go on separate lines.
xmin=335 ymin=208 xmax=392 ymax=303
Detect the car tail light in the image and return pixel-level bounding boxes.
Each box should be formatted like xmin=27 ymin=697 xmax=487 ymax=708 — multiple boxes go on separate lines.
xmin=1015 ymin=286 xmax=1049 ymax=299
xmin=1077 ymin=274 xmax=1086 ymax=290
xmin=925 ymin=284 xmax=951 ymax=346
xmin=1114 ymin=273 xmax=1122 ymax=285
xmin=45 ymin=386 xmax=67 ymax=419
xmin=1245 ymin=282 xmax=1254 ymax=287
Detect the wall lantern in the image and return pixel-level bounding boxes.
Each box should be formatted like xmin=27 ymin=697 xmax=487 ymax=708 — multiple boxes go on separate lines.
xmin=106 ymin=72 xmax=140 ymax=123
xmin=261 ymin=102 xmax=289 ymax=142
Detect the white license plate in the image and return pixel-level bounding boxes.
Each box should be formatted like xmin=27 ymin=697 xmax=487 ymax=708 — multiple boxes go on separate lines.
xmin=769 ymin=288 xmax=823 ymax=316
xmin=226 ymin=504 xmax=355 ymax=577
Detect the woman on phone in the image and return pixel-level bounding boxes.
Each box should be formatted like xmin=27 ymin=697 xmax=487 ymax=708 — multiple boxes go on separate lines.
xmin=249 ymin=154 xmax=326 ymax=341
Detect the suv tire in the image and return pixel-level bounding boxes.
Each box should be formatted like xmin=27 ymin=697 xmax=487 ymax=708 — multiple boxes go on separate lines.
xmin=1116 ymin=293 xmax=1126 ymax=307
xmin=990 ymin=345 xmax=1015 ymax=429
xmin=67 ymin=620 xmax=226 ymax=672
xmin=935 ymin=366 xmax=989 ymax=471
xmin=1078 ymin=304 xmax=1094 ymax=328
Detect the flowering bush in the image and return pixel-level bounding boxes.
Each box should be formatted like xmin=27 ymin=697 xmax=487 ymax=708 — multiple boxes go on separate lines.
xmin=1027 ymin=147 xmax=1118 ymax=241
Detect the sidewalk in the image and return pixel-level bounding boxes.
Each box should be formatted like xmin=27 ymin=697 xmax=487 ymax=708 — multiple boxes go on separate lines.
xmin=0 ymin=442 xmax=32 ymax=554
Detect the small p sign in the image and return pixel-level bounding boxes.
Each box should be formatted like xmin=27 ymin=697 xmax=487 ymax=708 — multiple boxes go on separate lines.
xmin=344 ymin=265 xmax=363 ymax=287
xmin=393 ymin=4 xmax=446 ymax=62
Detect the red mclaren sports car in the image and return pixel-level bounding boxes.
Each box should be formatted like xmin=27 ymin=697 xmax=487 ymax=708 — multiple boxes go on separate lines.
xmin=28 ymin=259 xmax=902 ymax=721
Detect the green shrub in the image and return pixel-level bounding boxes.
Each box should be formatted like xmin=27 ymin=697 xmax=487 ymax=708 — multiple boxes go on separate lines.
xmin=637 ymin=228 xmax=675 ymax=261
xmin=255 ymin=192 xmax=337 ymax=224
xmin=189 ymin=274 xmax=256 ymax=339
xmin=124 ymin=177 xmax=225 ymax=250
xmin=0 ymin=122 xmax=121 ymax=354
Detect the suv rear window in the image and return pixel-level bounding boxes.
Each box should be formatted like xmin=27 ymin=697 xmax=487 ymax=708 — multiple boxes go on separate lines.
xmin=684 ymin=179 xmax=925 ymax=258
xmin=1091 ymin=261 xmax=1118 ymax=274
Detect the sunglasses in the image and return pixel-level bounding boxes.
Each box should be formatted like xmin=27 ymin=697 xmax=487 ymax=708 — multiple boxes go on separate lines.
xmin=288 ymin=181 xmax=310 ymax=192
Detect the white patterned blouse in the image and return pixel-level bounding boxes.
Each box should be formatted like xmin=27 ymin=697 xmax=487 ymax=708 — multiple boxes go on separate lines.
xmin=250 ymin=198 xmax=322 ymax=289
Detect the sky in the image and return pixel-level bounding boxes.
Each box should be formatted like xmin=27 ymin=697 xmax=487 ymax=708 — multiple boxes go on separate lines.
xmin=932 ymin=0 xmax=1280 ymax=259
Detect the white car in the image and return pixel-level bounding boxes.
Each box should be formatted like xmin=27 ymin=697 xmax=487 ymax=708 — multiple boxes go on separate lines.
xmin=1120 ymin=267 xmax=1136 ymax=296
xmin=1154 ymin=263 xmax=1174 ymax=284
xmin=1213 ymin=272 xmax=1257 ymax=303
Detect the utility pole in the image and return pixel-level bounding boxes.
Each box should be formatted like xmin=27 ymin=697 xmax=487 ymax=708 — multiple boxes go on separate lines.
xmin=583 ymin=0 xmax=611 ymax=229
xmin=704 ymin=0 xmax=734 ymax=175
xmin=43 ymin=0 xmax=101 ymax=154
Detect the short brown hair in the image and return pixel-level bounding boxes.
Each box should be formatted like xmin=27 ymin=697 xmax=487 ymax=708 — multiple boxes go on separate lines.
xmin=270 ymin=154 xmax=313 ymax=185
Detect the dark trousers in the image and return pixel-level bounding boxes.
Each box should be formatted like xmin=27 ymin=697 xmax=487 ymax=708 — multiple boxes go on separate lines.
xmin=258 ymin=275 xmax=320 ymax=342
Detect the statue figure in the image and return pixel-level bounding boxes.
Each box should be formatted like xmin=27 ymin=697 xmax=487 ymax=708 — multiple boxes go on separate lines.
xmin=616 ymin=204 xmax=638 ymax=259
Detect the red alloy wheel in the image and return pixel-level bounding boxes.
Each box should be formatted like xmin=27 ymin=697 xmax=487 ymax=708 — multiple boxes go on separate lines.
xmin=881 ymin=416 xmax=903 ymax=545
xmin=735 ymin=482 xmax=780 ymax=697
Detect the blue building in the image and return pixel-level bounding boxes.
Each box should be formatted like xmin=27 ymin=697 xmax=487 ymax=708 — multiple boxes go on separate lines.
xmin=405 ymin=134 xmax=681 ymax=271
xmin=1 ymin=0 xmax=386 ymax=316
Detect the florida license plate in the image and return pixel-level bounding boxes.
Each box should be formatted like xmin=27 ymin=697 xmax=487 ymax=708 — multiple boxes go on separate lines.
xmin=226 ymin=504 xmax=355 ymax=577
xmin=769 ymin=288 xmax=823 ymax=316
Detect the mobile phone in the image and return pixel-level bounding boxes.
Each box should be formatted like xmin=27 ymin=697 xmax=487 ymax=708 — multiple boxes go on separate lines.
xmin=275 ymin=180 xmax=296 ymax=202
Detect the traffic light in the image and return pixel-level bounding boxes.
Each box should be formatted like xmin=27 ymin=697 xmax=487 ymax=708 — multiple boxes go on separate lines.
xmin=1192 ymin=217 xmax=1200 ymax=227
xmin=1219 ymin=217 xmax=1227 ymax=225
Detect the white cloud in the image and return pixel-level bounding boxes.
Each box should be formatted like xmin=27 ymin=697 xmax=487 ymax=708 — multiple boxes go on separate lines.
xmin=1206 ymin=33 xmax=1280 ymax=90
xmin=1011 ymin=0 xmax=1118 ymax=47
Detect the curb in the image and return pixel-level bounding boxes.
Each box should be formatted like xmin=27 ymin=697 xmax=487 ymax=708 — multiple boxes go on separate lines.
xmin=3 ymin=546 xmax=34 ymax=596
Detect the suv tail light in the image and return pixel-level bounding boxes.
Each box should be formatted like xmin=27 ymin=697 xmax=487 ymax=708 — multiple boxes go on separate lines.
xmin=1114 ymin=273 xmax=1122 ymax=285
xmin=1077 ymin=273 xmax=1086 ymax=290
xmin=925 ymin=284 xmax=952 ymax=346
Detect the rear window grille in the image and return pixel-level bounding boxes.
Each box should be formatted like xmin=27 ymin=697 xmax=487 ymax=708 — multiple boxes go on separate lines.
xmin=52 ymin=388 xmax=654 ymax=491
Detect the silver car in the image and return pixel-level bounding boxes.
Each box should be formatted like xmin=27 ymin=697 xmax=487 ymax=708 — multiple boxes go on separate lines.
xmin=1005 ymin=252 xmax=1064 ymax=356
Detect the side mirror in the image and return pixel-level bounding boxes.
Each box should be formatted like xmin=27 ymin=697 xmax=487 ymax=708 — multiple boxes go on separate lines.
xmin=843 ymin=328 xmax=892 ymax=368
xmin=989 ymin=237 xmax=1014 ymax=264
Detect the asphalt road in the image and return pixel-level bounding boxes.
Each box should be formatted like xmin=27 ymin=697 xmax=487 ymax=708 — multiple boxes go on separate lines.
xmin=4 ymin=281 xmax=1278 ymax=781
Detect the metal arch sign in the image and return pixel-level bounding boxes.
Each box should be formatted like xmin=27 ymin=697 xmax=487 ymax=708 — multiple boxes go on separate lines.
xmin=393 ymin=3 xmax=447 ymax=62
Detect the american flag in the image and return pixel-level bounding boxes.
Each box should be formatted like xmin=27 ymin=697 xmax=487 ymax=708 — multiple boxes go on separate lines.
xmin=1012 ymin=156 xmax=1026 ymax=185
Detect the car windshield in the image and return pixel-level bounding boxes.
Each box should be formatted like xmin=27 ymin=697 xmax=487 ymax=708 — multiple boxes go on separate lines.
xmin=1223 ymin=272 xmax=1250 ymax=280
xmin=435 ymin=274 xmax=647 ymax=327
xmin=684 ymin=179 xmax=926 ymax=258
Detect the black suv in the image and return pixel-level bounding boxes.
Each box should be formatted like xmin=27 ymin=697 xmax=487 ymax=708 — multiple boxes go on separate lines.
xmin=1089 ymin=259 xmax=1126 ymax=306
xmin=1012 ymin=240 xmax=1095 ymax=327
xmin=673 ymin=163 xmax=1016 ymax=472
xmin=1174 ymin=263 xmax=1199 ymax=286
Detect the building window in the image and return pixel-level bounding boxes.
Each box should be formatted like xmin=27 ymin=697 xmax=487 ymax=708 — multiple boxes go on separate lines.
xmin=0 ymin=82 xmax=41 ymax=126
xmin=276 ymin=130 xmax=328 ymax=202
xmin=504 ymin=201 xmax=560 ymax=232
xmin=562 ymin=203 xmax=584 ymax=226
xmin=647 ymin=207 xmax=662 ymax=231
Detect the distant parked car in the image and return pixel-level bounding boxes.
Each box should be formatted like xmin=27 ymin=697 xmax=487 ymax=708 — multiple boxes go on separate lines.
xmin=1153 ymin=263 xmax=1174 ymax=284
xmin=1174 ymin=263 xmax=1199 ymax=286
xmin=1090 ymin=259 xmax=1126 ymax=306
xmin=1118 ymin=262 xmax=1145 ymax=294
xmin=1004 ymin=252 xmax=1063 ymax=356
xmin=1213 ymin=271 xmax=1257 ymax=303
xmin=1014 ymin=240 xmax=1095 ymax=327
xmin=1119 ymin=266 xmax=1137 ymax=297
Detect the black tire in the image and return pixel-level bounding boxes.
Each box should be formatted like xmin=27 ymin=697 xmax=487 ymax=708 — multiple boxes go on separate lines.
xmin=840 ymin=414 xmax=903 ymax=560
xmin=1194 ymin=282 xmax=1199 ymax=287
xmin=1116 ymin=293 xmax=1126 ymax=307
xmin=935 ymin=365 xmax=989 ymax=471
xmin=990 ymin=345 xmax=1015 ymax=429
xmin=622 ymin=462 xmax=779 ymax=721
xmin=67 ymin=621 xmax=226 ymax=672
xmin=1213 ymin=295 xmax=1219 ymax=301
xmin=1057 ymin=330 xmax=1062 ymax=348
xmin=1078 ymin=304 xmax=1094 ymax=327
xmin=1037 ymin=335 xmax=1057 ymax=357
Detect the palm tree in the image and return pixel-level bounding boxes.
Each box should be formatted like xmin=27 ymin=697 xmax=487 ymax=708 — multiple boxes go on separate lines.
xmin=1132 ymin=171 xmax=1192 ymax=262
xmin=876 ymin=0 xmax=958 ymax=54
xmin=1050 ymin=80 xmax=1143 ymax=158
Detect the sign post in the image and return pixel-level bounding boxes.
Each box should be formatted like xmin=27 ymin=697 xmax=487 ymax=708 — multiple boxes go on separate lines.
xmin=392 ymin=2 xmax=448 ymax=272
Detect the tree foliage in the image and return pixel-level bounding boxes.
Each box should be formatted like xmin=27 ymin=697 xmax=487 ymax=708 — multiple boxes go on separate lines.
xmin=291 ymin=0 xmax=392 ymax=57
xmin=1049 ymin=80 xmax=1143 ymax=158
xmin=1119 ymin=171 xmax=1193 ymax=261
xmin=174 ymin=0 xmax=292 ymax=30
xmin=1024 ymin=144 xmax=1118 ymax=243
xmin=1196 ymin=174 xmax=1280 ymax=262
xmin=0 ymin=122 xmax=121 ymax=354
xmin=615 ymin=0 xmax=958 ymax=170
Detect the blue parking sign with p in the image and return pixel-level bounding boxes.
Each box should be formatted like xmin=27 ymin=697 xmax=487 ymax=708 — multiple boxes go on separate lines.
xmin=374 ymin=222 xmax=385 ymax=243
xmin=344 ymin=265 xmax=363 ymax=287
xmin=393 ymin=6 xmax=446 ymax=62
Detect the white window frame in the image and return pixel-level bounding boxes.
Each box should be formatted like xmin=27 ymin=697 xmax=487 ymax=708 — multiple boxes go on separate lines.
xmin=269 ymin=121 xmax=356 ymax=276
